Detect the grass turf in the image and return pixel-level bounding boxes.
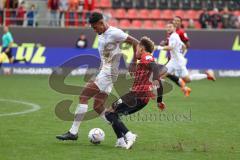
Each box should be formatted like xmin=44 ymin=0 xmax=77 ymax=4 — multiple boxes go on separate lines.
xmin=0 ymin=75 xmax=240 ymax=160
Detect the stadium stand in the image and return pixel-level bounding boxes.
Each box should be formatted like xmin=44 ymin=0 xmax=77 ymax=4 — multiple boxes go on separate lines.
xmin=1 ymin=0 xmax=240 ymax=29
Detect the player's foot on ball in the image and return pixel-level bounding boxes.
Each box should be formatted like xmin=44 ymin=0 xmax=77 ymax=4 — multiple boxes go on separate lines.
xmin=206 ymin=70 xmax=216 ymax=81
xmin=125 ymin=132 xmax=137 ymax=149
xmin=158 ymin=102 xmax=166 ymax=111
xmin=182 ymin=86 xmax=192 ymax=97
xmin=56 ymin=131 xmax=78 ymax=141
xmin=115 ymin=138 xmax=127 ymax=148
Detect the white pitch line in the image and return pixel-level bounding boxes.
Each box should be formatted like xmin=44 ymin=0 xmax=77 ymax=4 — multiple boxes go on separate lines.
xmin=0 ymin=99 xmax=41 ymax=117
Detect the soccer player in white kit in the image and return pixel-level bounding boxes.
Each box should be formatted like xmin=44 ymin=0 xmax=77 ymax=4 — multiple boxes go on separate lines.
xmin=157 ymin=22 xmax=216 ymax=91
xmin=56 ymin=12 xmax=139 ymax=141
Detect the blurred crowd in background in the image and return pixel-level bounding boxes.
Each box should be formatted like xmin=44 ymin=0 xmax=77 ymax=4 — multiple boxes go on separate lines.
xmin=0 ymin=0 xmax=240 ymax=29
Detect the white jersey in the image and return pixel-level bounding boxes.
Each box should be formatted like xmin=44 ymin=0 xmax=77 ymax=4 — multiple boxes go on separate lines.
xmin=94 ymin=26 xmax=128 ymax=94
xmin=169 ymin=32 xmax=186 ymax=66
xmin=166 ymin=32 xmax=189 ymax=78
xmin=98 ymin=26 xmax=128 ymax=75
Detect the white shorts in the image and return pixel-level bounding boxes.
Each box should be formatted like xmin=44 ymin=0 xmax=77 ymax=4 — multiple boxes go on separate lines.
xmin=94 ymin=70 xmax=117 ymax=94
xmin=166 ymin=60 xmax=189 ymax=78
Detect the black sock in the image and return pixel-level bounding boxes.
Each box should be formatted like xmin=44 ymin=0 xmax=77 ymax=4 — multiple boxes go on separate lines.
xmin=157 ymin=80 xmax=163 ymax=103
xmin=167 ymin=74 xmax=180 ymax=87
xmin=105 ymin=112 xmax=129 ymax=138
xmin=13 ymin=59 xmax=26 ymax=63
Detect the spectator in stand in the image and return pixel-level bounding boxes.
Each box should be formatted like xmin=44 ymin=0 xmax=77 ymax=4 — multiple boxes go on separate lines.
xmin=187 ymin=19 xmax=195 ymax=29
xmin=84 ymin=0 xmax=94 ymax=11
xmin=112 ymin=0 xmax=121 ymax=9
xmin=77 ymin=0 xmax=85 ymax=26
xmin=237 ymin=17 xmax=240 ymax=29
xmin=67 ymin=0 xmax=78 ymax=26
xmin=122 ymin=0 xmax=132 ymax=9
xmin=103 ymin=10 xmax=112 ymax=22
xmin=221 ymin=7 xmax=232 ymax=29
xmin=78 ymin=0 xmax=84 ymax=12
xmin=210 ymin=8 xmax=221 ymax=29
xmin=0 ymin=0 xmax=4 ymax=25
xmin=147 ymin=0 xmax=157 ymax=9
xmin=76 ymin=33 xmax=87 ymax=48
xmin=5 ymin=0 xmax=19 ymax=25
xmin=59 ymin=0 xmax=68 ymax=27
xmin=27 ymin=4 xmax=36 ymax=27
xmin=48 ymin=0 xmax=59 ymax=27
xmin=228 ymin=14 xmax=238 ymax=29
xmin=199 ymin=9 xmax=210 ymax=29
xmin=16 ymin=1 xmax=25 ymax=26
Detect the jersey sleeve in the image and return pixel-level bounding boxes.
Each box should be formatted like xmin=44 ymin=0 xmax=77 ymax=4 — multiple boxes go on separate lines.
xmin=112 ymin=28 xmax=128 ymax=43
xmin=178 ymin=29 xmax=189 ymax=42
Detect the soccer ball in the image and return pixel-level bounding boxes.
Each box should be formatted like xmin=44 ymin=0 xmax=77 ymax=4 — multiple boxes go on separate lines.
xmin=88 ymin=128 xmax=105 ymax=144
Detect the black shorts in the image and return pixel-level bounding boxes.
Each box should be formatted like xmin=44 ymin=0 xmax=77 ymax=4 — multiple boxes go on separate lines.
xmin=112 ymin=92 xmax=148 ymax=116
xmin=2 ymin=47 xmax=13 ymax=59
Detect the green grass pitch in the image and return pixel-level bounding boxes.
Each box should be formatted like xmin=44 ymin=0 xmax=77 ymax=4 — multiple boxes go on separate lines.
xmin=0 ymin=75 xmax=240 ymax=160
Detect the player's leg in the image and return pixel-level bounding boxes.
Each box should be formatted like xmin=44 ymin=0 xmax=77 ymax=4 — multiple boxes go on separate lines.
xmin=166 ymin=61 xmax=186 ymax=88
xmin=175 ymin=67 xmax=192 ymax=96
xmin=69 ymin=81 xmax=100 ymax=135
xmin=166 ymin=61 xmax=189 ymax=96
xmin=182 ymin=71 xmax=216 ymax=82
xmin=12 ymin=58 xmax=27 ymax=63
xmin=106 ymin=93 xmax=147 ymax=149
xmin=4 ymin=49 xmax=27 ymax=64
xmin=157 ymin=79 xmax=166 ymax=110
xmin=56 ymin=81 xmax=100 ymax=140
xmin=166 ymin=74 xmax=185 ymax=88
xmin=93 ymin=92 xmax=111 ymax=124
xmin=188 ymin=71 xmax=216 ymax=81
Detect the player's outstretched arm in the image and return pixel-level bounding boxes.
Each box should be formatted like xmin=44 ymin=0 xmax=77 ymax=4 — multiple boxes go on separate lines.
xmin=125 ymin=35 xmax=139 ymax=60
xmin=156 ymin=45 xmax=173 ymax=51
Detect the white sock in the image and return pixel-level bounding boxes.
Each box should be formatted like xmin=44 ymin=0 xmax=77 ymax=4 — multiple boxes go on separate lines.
xmin=100 ymin=109 xmax=110 ymax=124
xmin=125 ymin=131 xmax=133 ymax=138
xmin=117 ymin=137 xmax=126 ymax=143
xmin=69 ymin=104 xmax=88 ymax=135
xmin=189 ymin=74 xmax=207 ymax=81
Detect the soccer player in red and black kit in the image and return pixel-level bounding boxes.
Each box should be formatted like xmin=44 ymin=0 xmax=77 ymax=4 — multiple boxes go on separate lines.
xmin=159 ymin=17 xmax=191 ymax=96
xmin=105 ymin=37 xmax=167 ymax=149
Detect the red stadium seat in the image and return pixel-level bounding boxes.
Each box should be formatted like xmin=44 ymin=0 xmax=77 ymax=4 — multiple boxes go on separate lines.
xmin=174 ymin=10 xmax=185 ymax=19
xmin=151 ymin=9 xmax=161 ymax=19
xmin=185 ymin=10 xmax=200 ymax=20
xmin=99 ymin=0 xmax=111 ymax=8
xmin=182 ymin=20 xmax=189 ymax=28
xmin=233 ymin=11 xmax=240 ymax=16
xmin=161 ymin=10 xmax=174 ymax=19
xmin=113 ymin=9 xmax=126 ymax=18
xmin=132 ymin=20 xmax=142 ymax=28
xmin=194 ymin=21 xmax=201 ymax=29
xmin=143 ymin=20 xmax=154 ymax=29
xmin=95 ymin=0 xmax=101 ymax=8
xmin=119 ymin=19 xmax=131 ymax=28
xmin=138 ymin=9 xmax=149 ymax=19
xmin=103 ymin=9 xmax=114 ymax=15
xmin=155 ymin=20 xmax=165 ymax=29
xmin=109 ymin=19 xmax=118 ymax=27
xmin=127 ymin=9 xmax=138 ymax=19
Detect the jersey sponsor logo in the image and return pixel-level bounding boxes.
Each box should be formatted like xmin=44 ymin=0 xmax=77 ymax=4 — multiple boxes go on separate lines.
xmin=184 ymin=33 xmax=188 ymax=38
xmin=145 ymin=55 xmax=153 ymax=61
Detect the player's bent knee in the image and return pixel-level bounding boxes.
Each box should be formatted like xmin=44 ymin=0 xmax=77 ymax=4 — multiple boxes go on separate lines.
xmin=183 ymin=77 xmax=191 ymax=83
xmin=79 ymin=95 xmax=89 ymax=104
xmin=105 ymin=112 xmax=118 ymax=124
